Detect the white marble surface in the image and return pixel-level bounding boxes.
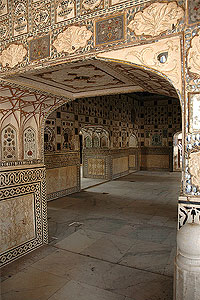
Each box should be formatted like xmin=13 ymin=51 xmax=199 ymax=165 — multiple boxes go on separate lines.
xmin=1 ymin=171 xmax=180 ymax=300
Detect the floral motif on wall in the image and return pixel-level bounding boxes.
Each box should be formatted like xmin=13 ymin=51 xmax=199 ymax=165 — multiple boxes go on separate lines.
xmin=0 ymin=44 xmax=27 ymax=68
xmin=128 ymin=2 xmax=184 ymax=37
xmin=53 ymin=25 xmax=92 ymax=54
xmin=24 ymin=127 xmax=36 ymax=160
xmin=1 ymin=125 xmax=17 ymax=160
xmin=95 ymin=14 xmax=124 ymax=45
xmin=188 ymin=33 xmax=200 ymax=77
xmin=189 ymin=151 xmax=200 ymax=190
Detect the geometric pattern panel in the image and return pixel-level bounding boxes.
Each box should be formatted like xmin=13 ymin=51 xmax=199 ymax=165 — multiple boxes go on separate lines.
xmin=0 ymin=166 xmax=48 ymax=267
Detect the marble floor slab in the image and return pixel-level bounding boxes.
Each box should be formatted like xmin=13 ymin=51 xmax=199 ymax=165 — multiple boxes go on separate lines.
xmin=1 ymin=171 xmax=181 ymax=300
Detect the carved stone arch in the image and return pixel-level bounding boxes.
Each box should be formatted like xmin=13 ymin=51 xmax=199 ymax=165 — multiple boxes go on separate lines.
xmin=23 ymin=126 xmax=37 ymax=160
xmin=1 ymin=123 xmax=18 ymax=161
xmin=129 ymin=134 xmax=138 ymax=148
xmin=97 ymin=35 xmax=184 ymax=108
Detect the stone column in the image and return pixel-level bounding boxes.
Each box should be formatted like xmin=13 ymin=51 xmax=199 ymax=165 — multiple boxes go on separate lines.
xmin=174 ymin=223 xmax=200 ymax=300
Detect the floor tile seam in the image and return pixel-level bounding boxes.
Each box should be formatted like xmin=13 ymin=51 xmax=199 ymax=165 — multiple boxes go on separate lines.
xmin=81 ymin=180 xmax=110 ymax=191
xmin=52 ymin=245 xmax=173 ymax=279
xmin=45 ymin=277 xmax=71 ymax=300
xmin=46 ymin=278 xmax=134 ymax=300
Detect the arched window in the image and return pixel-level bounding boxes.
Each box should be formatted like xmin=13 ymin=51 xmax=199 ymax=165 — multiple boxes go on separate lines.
xmin=101 ymin=136 xmax=108 ymax=148
xmin=93 ymin=135 xmax=100 ymax=148
xmin=44 ymin=126 xmax=55 ymax=152
xmin=129 ymin=134 xmax=138 ymax=148
xmin=63 ymin=128 xmax=74 ymax=150
xmin=1 ymin=124 xmax=17 ymax=160
xmin=24 ymin=127 xmax=36 ymax=160
xmin=85 ymin=136 xmax=92 ymax=148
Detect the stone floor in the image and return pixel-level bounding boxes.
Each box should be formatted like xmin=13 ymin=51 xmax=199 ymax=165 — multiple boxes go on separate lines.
xmin=1 ymin=171 xmax=181 ymax=300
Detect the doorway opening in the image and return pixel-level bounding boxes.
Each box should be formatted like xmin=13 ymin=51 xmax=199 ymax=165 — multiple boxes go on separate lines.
xmin=173 ymin=132 xmax=182 ymax=172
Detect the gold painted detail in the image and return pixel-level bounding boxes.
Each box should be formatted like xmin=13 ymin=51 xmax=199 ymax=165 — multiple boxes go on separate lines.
xmin=0 ymin=44 xmax=27 ymax=68
xmin=188 ymin=33 xmax=200 ymax=77
xmin=53 ymin=25 xmax=92 ymax=54
xmin=128 ymin=2 xmax=184 ymax=37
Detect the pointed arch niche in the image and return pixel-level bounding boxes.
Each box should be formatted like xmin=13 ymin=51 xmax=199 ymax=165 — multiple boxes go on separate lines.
xmin=23 ymin=127 xmax=37 ymax=160
xmin=1 ymin=124 xmax=17 ymax=161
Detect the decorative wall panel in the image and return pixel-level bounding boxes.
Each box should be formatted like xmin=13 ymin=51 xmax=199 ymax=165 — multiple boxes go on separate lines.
xmin=0 ymin=165 xmax=47 ymax=267
xmin=88 ymin=158 xmax=105 ymax=176
xmin=128 ymin=2 xmax=184 ymax=37
xmin=95 ymin=14 xmax=125 ymax=46
xmin=24 ymin=127 xmax=36 ymax=160
xmin=189 ymin=93 xmax=200 ymax=132
xmin=0 ymin=44 xmax=27 ymax=68
xmin=12 ymin=0 xmax=28 ymax=37
xmin=55 ymin=0 xmax=75 ymax=23
xmin=112 ymin=156 xmax=129 ymax=177
xmin=188 ymin=0 xmax=200 ymax=24
xmin=0 ymin=193 xmax=35 ymax=253
xmin=0 ymin=0 xmax=8 ymax=16
xmin=1 ymin=124 xmax=17 ymax=161
xmin=187 ymin=32 xmax=200 ymax=77
xmin=53 ymin=25 xmax=92 ymax=54
xmin=29 ymin=35 xmax=50 ymax=61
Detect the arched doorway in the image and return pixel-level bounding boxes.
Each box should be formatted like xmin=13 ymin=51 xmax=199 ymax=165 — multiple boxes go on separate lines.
xmin=173 ymin=132 xmax=182 ymax=172
xmin=1 ymin=59 xmax=183 ymax=300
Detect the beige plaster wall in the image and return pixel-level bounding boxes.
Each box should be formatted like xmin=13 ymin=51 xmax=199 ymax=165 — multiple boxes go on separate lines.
xmin=112 ymin=156 xmax=129 ymax=175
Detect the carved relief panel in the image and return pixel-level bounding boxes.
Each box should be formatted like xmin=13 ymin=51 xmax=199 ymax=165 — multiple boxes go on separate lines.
xmin=12 ymin=0 xmax=28 ymax=36
xmin=189 ymin=93 xmax=200 ymax=132
xmin=55 ymin=0 xmax=75 ymax=23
